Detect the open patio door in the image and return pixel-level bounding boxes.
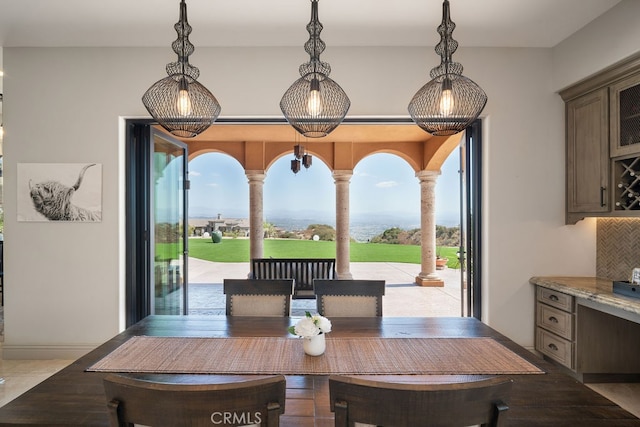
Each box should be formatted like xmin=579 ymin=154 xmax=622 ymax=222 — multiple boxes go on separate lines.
xmin=459 ymin=119 xmax=482 ymax=319
xmin=151 ymin=129 xmax=189 ymax=316
xmin=126 ymin=122 xmax=189 ymax=326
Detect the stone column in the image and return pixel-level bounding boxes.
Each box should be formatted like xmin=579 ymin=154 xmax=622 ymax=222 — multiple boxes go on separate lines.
xmin=415 ymin=170 xmax=443 ymax=286
xmin=246 ymin=171 xmax=266 ymax=269
xmin=333 ymin=170 xmax=353 ymax=279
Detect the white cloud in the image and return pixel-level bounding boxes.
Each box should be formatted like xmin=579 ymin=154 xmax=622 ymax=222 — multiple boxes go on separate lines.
xmin=189 ymin=171 xmax=202 ymax=177
xmin=207 ymin=183 xmax=219 ymax=187
xmin=376 ymin=181 xmax=398 ymax=188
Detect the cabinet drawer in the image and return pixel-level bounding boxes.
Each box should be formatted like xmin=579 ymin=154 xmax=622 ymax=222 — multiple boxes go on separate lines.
xmin=536 ymin=328 xmax=573 ymax=369
xmin=537 ymin=287 xmax=573 ymax=312
xmin=537 ymin=304 xmax=573 ymax=340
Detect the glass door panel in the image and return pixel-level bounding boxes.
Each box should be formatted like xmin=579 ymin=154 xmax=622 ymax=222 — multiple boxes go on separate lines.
xmin=152 ymin=130 xmax=188 ymax=315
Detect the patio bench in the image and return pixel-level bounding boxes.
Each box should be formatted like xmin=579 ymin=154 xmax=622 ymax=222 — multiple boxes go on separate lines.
xmin=250 ymin=258 xmax=337 ymax=299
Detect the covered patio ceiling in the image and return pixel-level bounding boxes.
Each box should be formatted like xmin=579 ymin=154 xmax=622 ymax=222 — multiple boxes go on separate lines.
xmin=168 ymin=119 xmax=460 ymax=172
xmin=184 ymin=120 xmax=437 ymax=144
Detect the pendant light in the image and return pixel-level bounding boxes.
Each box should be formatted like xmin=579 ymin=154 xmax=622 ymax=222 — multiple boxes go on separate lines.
xmin=291 ymin=144 xmax=313 ymax=174
xmin=280 ymin=0 xmax=350 ymax=138
xmin=408 ymin=0 xmax=487 ymax=136
xmin=142 ymin=0 xmax=221 ymax=138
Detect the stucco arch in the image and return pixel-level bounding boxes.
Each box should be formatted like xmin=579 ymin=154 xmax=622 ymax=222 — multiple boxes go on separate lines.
xmin=172 ymin=120 xmax=463 ymax=285
xmin=187 ymin=147 xmax=245 ymax=169
xmin=182 ymin=122 xmax=460 ymax=174
xmin=353 ymin=149 xmax=417 ymax=172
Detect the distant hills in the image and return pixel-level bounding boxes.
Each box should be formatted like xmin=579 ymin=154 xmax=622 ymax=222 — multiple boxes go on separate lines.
xmin=187 ymin=208 xmax=459 ymax=242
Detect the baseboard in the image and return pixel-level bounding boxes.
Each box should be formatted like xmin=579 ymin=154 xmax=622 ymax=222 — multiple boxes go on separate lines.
xmin=2 ymin=344 xmax=95 ymax=360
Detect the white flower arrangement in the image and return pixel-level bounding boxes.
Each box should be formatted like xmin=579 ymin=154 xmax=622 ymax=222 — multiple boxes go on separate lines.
xmin=288 ymin=311 xmax=332 ymax=339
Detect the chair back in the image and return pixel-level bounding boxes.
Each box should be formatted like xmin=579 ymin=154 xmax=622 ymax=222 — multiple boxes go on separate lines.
xmin=314 ymin=279 xmax=385 ymax=317
xmin=223 ymin=279 xmax=294 ymax=316
xmin=329 ymin=375 xmax=512 ymax=427
xmin=250 ymin=258 xmax=336 ymax=298
xmin=103 ymin=374 xmax=286 ymax=427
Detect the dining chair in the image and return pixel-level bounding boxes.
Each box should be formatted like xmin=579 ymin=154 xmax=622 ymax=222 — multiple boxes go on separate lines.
xmin=103 ymin=374 xmax=286 ymax=427
xmin=314 ymin=279 xmax=385 ymax=317
xmin=223 ymin=278 xmax=294 ymax=316
xmin=329 ymin=375 xmax=513 ymax=427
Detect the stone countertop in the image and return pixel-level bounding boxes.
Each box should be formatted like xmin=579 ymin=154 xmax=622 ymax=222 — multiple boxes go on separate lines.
xmin=530 ymin=276 xmax=640 ymax=317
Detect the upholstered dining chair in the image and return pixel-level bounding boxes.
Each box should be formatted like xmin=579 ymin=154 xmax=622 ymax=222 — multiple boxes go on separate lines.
xmin=103 ymin=374 xmax=286 ymax=427
xmin=329 ymin=375 xmax=513 ymax=427
xmin=314 ymin=279 xmax=385 ymax=317
xmin=223 ymin=278 xmax=294 ymax=316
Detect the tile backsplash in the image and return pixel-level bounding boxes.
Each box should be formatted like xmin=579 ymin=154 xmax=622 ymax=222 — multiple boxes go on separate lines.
xmin=597 ymin=218 xmax=640 ymax=280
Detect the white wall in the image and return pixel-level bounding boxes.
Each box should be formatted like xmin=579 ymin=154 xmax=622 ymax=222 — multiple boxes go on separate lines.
xmin=8 ymin=12 xmax=636 ymax=356
xmin=553 ymin=0 xmax=640 ymax=91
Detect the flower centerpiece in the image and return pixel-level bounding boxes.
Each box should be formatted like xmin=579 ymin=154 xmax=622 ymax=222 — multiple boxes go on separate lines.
xmin=288 ymin=311 xmax=332 ymax=356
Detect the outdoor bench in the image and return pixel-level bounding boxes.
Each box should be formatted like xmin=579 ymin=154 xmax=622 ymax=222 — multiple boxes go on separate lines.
xmin=250 ymin=258 xmax=337 ymax=299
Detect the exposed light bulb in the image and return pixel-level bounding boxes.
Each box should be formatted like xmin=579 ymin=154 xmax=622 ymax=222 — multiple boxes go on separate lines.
xmin=177 ymin=88 xmax=193 ymax=116
xmin=307 ymin=89 xmax=322 ymax=117
xmin=307 ymin=78 xmax=322 ymax=117
xmin=439 ymin=78 xmax=454 ymax=116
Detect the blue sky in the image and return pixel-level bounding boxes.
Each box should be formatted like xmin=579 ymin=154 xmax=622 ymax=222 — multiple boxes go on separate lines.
xmin=187 ymin=150 xmax=460 ymax=226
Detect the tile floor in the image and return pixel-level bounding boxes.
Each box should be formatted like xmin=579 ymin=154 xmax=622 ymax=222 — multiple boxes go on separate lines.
xmin=186 ymin=259 xmax=465 ymax=317
xmin=0 ymin=260 xmax=638 ymax=418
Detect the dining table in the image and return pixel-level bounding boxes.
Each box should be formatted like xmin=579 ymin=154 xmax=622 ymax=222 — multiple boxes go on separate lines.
xmin=0 ymin=315 xmax=637 ymax=426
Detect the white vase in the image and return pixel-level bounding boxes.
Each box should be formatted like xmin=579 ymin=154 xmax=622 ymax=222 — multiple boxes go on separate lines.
xmin=303 ymin=333 xmax=326 ymax=356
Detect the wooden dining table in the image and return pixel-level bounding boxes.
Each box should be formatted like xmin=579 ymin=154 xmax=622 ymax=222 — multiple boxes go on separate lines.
xmin=0 ymin=315 xmax=637 ymax=426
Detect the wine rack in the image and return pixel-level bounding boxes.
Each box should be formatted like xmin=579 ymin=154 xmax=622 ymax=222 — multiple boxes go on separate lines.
xmin=614 ymin=156 xmax=640 ymax=210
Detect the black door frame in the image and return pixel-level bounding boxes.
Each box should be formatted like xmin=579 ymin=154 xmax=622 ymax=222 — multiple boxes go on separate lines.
xmin=125 ymin=120 xmax=189 ymax=326
xmin=125 ymin=120 xmax=153 ymax=326
xmin=125 ymin=118 xmax=483 ymax=324
xmin=460 ymin=119 xmax=483 ymax=319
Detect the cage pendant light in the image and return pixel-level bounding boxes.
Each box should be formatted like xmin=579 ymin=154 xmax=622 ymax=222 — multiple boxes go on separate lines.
xmin=408 ymin=0 xmax=487 ymax=136
xmin=142 ymin=0 xmax=221 ymax=138
xmin=280 ymin=0 xmax=350 ymax=138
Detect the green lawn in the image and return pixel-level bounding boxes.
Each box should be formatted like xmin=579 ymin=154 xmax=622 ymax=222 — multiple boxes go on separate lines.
xmin=186 ymin=238 xmax=460 ymax=267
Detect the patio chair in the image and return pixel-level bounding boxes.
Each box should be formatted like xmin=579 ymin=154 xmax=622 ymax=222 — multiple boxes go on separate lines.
xmin=314 ymin=279 xmax=385 ymax=317
xmin=223 ymin=278 xmax=294 ymax=316
xmin=103 ymin=374 xmax=286 ymax=427
xmin=329 ymin=375 xmax=513 ymax=427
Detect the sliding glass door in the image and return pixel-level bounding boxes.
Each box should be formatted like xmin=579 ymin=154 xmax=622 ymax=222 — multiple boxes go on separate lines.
xmin=126 ymin=122 xmax=189 ymax=326
xmin=151 ymin=130 xmax=189 ymax=315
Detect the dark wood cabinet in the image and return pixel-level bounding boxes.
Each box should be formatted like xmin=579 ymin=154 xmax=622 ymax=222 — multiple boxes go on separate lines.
xmin=611 ymin=73 xmax=640 ymax=157
xmin=561 ymin=52 xmax=640 ymax=223
xmin=535 ymin=287 xmax=575 ymax=369
xmin=565 ymin=88 xmax=609 ymax=224
xmin=533 ymin=278 xmax=640 ymax=383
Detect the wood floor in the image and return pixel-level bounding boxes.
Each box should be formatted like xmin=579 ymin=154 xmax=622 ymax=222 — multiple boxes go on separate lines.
xmin=0 ymin=349 xmax=639 ymax=418
xmin=0 ymin=268 xmax=638 ymax=419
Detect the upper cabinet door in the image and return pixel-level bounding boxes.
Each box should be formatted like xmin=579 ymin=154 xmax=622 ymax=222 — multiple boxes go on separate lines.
xmin=610 ymin=73 xmax=640 ymax=158
xmin=566 ymin=87 xmax=609 ymax=224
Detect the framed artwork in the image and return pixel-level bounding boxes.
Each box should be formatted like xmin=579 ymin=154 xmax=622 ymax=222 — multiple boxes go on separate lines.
xmin=17 ymin=163 xmax=103 ymax=222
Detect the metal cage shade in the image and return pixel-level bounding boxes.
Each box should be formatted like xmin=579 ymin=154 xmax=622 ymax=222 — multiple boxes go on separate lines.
xmin=142 ymin=0 xmax=220 ymax=138
xmin=408 ymin=73 xmax=487 ymax=136
xmin=280 ymin=0 xmax=350 ymax=138
xmin=143 ymin=76 xmax=221 ymax=138
xmin=409 ymin=0 xmax=487 ymax=136
xmin=280 ymin=73 xmax=350 ymax=138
